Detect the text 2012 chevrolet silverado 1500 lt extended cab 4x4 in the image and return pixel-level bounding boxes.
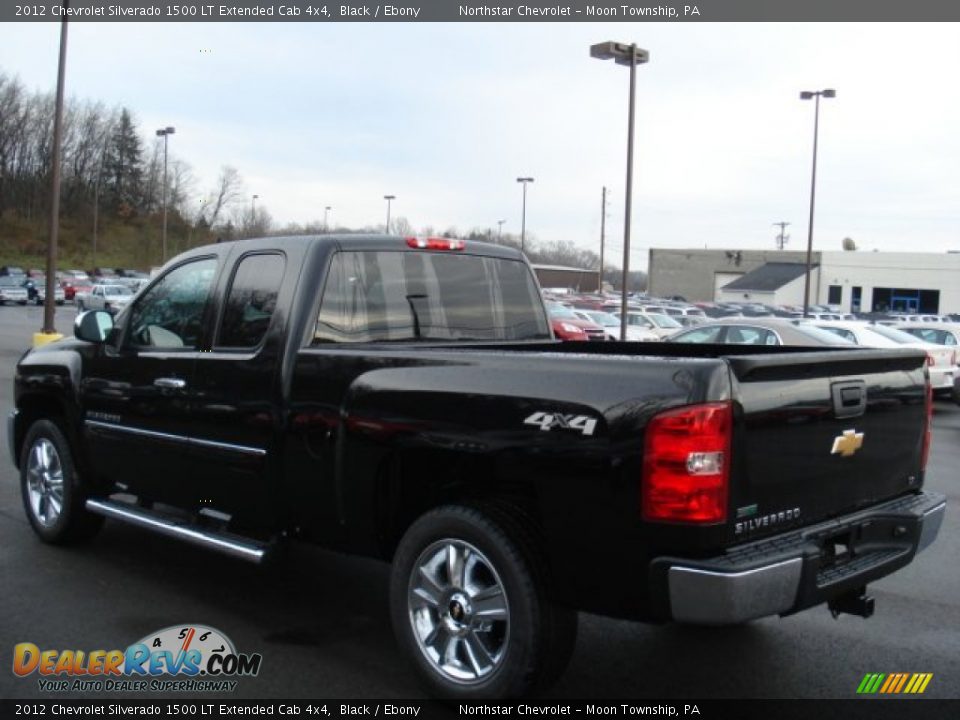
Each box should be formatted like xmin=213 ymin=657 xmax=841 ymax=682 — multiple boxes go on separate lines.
xmin=8 ymin=235 xmax=946 ymax=698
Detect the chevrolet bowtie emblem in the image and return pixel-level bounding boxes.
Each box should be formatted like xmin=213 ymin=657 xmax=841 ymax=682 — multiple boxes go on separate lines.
xmin=831 ymin=429 xmax=864 ymax=457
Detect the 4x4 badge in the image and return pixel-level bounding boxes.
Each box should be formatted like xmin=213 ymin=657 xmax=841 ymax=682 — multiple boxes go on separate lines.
xmin=831 ymin=429 xmax=864 ymax=457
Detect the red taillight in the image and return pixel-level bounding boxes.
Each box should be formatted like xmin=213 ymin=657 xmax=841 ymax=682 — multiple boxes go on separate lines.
xmin=921 ymin=382 xmax=933 ymax=472
xmin=642 ymin=402 xmax=732 ymax=524
xmin=405 ymin=237 xmax=465 ymax=251
xmin=926 ymin=353 xmax=935 ymax=367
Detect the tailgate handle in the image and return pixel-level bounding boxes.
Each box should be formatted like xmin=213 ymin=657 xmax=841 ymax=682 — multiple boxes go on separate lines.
xmin=832 ymin=381 xmax=866 ymax=419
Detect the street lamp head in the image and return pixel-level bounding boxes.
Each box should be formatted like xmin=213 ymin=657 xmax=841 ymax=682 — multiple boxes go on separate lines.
xmin=800 ymin=89 xmax=836 ymax=100
xmin=516 ymin=177 xmax=534 ymax=184
xmin=165 ymin=126 xmax=176 ymax=134
xmin=384 ymin=194 xmax=395 ymax=200
xmin=590 ymin=41 xmax=649 ymax=66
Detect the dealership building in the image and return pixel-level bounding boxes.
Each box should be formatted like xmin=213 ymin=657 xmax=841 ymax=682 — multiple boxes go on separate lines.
xmin=647 ymin=248 xmax=960 ymax=314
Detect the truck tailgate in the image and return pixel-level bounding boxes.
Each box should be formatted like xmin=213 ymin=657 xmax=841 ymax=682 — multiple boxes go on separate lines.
xmin=725 ymin=348 xmax=929 ymax=544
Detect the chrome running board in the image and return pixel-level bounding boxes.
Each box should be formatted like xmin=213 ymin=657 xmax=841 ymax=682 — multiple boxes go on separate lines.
xmin=85 ymin=498 xmax=271 ymax=564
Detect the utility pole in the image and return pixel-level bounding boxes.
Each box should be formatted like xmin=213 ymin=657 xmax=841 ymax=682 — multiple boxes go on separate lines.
xmin=774 ymin=221 xmax=790 ymax=251
xmin=599 ymin=186 xmax=607 ymax=294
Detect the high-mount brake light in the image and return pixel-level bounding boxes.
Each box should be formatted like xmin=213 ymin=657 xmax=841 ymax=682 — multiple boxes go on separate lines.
xmin=642 ymin=401 xmax=732 ymax=524
xmin=405 ymin=237 xmax=466 ymax=251
xmin=921 ymin=381 xmax=933 ymax=472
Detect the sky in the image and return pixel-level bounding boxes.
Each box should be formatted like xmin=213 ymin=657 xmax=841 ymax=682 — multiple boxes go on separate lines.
xmin=2 ymin=21 xmax=959 ymax=270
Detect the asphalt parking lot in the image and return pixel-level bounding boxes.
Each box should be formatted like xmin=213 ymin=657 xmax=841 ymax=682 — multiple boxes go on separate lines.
xmin=0 ymin=303 xmax=958 ymax=702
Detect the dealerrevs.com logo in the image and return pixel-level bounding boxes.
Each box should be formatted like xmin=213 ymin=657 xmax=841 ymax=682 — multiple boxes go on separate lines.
xmin=13 ymin=624 xmax=262 ymax=693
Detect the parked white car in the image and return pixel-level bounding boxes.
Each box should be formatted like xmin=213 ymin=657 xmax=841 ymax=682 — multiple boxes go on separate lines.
xmin=573 ymin=309 xmax=659 ymax=342
xmin=894 ymin=322 xmax=960 ymax=347
xmin=809 ymin=320 xmax=958 ymax=398
xmin=613 ymin=310 xmax=684 ymax=340
xmin=0 ymin=277 xmax=29 ymax=305
xmin=76 ymin=283 xmax=134 ymax=314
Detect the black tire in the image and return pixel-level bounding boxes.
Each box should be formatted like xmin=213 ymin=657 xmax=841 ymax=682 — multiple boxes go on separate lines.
xmin=20 ymin=419 xmax=103 ymax=544
xmin=390 ymin=504 xmax=576 ymax=699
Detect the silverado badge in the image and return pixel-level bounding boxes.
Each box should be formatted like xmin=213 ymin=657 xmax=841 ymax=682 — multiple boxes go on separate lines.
xmin=831 ymin=429 xmax=864 ymax=457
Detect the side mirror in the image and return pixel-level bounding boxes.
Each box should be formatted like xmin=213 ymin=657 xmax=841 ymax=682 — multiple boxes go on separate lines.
xmin=74 ymin=310 xmax=114 ymax=343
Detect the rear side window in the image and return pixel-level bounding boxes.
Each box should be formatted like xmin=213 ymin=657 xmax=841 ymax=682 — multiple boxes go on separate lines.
xmin=673 ymin=325 xmax=724 ymax=343
xmin=218 ymin=253 xmax=285 ymax=348
xmin=726 ymin=326 xmax=779 ymax=345
xmin=313 ymin=250 xmax=550 ymax=343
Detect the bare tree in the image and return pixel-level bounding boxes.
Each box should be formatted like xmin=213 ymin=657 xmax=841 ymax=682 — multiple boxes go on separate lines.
xmin=200 ymin=165 xmax=244 ymax=229
xmin=392 ymin=216 xmax=414 ymax=237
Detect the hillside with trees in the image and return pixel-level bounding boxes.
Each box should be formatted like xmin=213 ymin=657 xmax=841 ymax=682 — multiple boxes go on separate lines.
xmin=0 ymin=69 xmax=645 ymax=290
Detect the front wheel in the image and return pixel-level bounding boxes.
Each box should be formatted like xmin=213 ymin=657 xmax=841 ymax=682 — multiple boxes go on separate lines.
xmin=20 ymin=419 xmax=103 ymax=544
xmin=390 ymin=505 xmax=576 ymax=699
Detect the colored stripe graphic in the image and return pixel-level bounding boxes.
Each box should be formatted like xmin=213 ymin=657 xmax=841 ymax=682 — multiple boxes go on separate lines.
xmin=857 ymin=673 xmax=933 ymax=694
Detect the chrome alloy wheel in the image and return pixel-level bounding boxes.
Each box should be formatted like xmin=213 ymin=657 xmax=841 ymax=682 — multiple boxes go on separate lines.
xmin=408 ymin=539 xmax=510 ymax=684
xmin=26 ymin=438 xmax=65 ymax=527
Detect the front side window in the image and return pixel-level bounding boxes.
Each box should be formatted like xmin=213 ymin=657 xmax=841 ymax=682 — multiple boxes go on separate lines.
xmin=314 ymin=251 xmax=550 ymax=343
xmin=127 ymin=258 xmax=217 ymax=350
xmin=218 ymin=253 xmax=285 ymax=348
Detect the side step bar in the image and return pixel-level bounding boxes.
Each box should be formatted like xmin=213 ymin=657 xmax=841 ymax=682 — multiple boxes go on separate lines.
xmin=86 ymin=499 xmax=272 ymax=564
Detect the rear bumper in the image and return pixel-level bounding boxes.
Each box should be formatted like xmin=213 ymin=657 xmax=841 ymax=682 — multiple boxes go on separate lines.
xmin=653 ymin=491 xmax=946 ymax=625
xmin=930 ymin=366 xmax=956 ymax=391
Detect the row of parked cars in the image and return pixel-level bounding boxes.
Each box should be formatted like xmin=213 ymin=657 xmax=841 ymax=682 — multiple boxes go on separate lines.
xmin=543 ymin=291 xmax=960 ymax=403
xmin=0 ymin=265 xmax=150 ymax=311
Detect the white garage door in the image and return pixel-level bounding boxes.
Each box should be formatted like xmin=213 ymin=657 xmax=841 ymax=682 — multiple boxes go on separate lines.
xmin=714 ymin=272 xmax=743 ymax=300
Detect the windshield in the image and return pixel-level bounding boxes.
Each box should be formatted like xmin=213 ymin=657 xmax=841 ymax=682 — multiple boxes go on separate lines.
xmin=314 ymin=250 xmax=551 ymax=343
xmin=546 ymin=304 xmax=578 ymax=319
xmin=649 ymin=314 xmax=682 ymax=329
xmin=794 ymin=324 xmax=857 ymax=345
xmin=584 ymin=311 xmax=619 ymax=326
xmin=867 ymin=324 xmax=927 ymax=344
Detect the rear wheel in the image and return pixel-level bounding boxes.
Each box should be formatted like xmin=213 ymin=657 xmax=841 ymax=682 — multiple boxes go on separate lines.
xmin=390 ymin=505 xmax=576 ymax=699
xmin=20 ymin=419 xmax=103 ymax=544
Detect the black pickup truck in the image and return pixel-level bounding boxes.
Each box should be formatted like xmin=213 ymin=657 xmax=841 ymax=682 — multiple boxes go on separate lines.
xmin=8 ymin=235 xmax=946 ymax=698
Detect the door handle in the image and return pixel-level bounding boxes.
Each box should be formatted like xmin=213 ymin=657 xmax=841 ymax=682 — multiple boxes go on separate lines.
xmin=154 ymin=377 xmax=187 ymax=390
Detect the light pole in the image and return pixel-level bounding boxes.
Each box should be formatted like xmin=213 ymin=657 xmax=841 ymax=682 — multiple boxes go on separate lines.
xmin=384 ymin=194 xmax=395 ymax=234
xmin=156 ymin=126 xmax=175 ymax=262
xmin=516 ymin=177 xmax=533 ymax=254
xmin=324 ymin=205 xmax=332 ymax=233
xmin=591 ymin=40 xmax=649 ymax=341
xmin=42 ymin=1 xmax=70 ymax=339
xmin=600 ymin=185 xmax=607 ymax=294
xmin=799 ymin=88 xmax=835 ymax=318
xmin=497 ymin=219 xmax=505 ymax=241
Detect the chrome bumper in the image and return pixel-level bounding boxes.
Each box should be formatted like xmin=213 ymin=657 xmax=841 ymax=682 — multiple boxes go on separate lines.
xmin=662 ymin=493 xmax=946 ymax=625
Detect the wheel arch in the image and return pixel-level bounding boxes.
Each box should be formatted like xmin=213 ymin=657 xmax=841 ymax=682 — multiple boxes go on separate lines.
xmin=14 ymin=393 xmax=85 ymax=474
